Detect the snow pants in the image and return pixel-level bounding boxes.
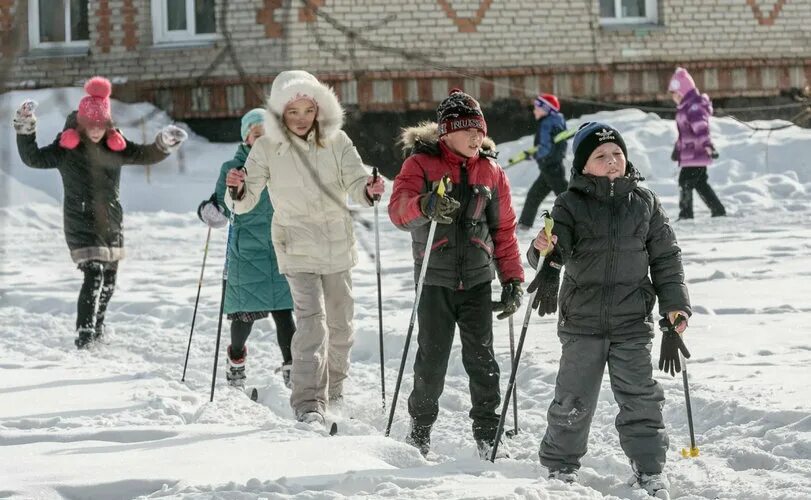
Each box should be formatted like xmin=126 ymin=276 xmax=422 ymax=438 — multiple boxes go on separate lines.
xmin=518 ymin=161 xmax=568 ymax=228
xmin=540 ymin=333 xmax=668 ymax=474
xmin=229 ymin=309 xmax=296 ymax=364
xmin=286 ymin=270 xmax=353 ymax=418
xmin=678 ymin=166 xmax=725 ymax=219
xmin=76 ymin=260 xmax=118 ymax=332
xmin=408 ymin=282 xmax=501 ymax=441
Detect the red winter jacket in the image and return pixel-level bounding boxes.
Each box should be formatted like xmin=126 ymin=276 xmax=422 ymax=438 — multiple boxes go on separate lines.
xmin=388 ymin=123 xmax=524 ymax=290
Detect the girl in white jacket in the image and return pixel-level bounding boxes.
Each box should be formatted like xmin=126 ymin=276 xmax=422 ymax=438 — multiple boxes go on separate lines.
xmin=226 ymin=71 xmax=384 ymax=424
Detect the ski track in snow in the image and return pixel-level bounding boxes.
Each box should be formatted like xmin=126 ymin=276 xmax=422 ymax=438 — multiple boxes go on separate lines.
xmin=2 ymin=102 xmax=811 ymax=499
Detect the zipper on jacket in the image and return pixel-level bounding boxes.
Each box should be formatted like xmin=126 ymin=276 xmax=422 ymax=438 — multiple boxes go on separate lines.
xmin=456 ymin=162 xmax=471 ymax=289
xmin=602 ymin=182 xmax=618 ymax=335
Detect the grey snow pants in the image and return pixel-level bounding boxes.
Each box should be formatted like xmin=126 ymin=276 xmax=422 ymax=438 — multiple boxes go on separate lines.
xmin=286 ymin=270 xmax=354 ymax=418
xmin=540 ymin=333 xmax=668 ymax=474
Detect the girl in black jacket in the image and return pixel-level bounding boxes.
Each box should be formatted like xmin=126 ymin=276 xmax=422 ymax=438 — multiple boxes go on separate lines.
xmin=13 ymin=76 xmax=187 ymax=349
xmin=526 ymin=122 xmax=690 ymax=499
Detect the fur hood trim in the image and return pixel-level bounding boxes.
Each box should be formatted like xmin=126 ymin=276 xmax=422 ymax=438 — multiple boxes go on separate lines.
xmin=399 ymin=122 xmax=496 ymax=158
xmin=264 ymin=70 xmax=344 ymax=144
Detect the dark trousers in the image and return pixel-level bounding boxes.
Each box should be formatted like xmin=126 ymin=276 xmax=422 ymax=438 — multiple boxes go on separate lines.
xmin=519 ymin=161 xmax=568 ymax=227
xmin=408 ymin=281 xmax=500 ymax=441
xmin=76 ymin=261 xmax=118 ymax=332
xmin=678 ymin=167 xmax=725 ymax=219
xmin=539 ymin=334 xmax=667 ymax=474
xmin=230 ymin=309 xmax=296 ymax=363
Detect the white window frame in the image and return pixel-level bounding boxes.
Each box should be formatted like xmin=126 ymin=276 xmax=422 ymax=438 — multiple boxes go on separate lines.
xmin=28 ymin=0 xmax=89 ymax=49
xmin=151 ymin=0 xmax=219 ymax=44
xmin=599 ymin=0 xmax=659 ymax=25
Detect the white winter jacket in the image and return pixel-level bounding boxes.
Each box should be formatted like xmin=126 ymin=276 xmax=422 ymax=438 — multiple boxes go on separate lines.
xmin=227 ymin=71 xmax=372 ymax=275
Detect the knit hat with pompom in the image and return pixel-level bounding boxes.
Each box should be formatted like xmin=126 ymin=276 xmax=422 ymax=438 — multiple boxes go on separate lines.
xmin=60 ymin=76 xmax=125 ymax=151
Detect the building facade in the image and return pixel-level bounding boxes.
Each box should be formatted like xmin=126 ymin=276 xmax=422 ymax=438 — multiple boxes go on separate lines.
xmin=3 ymin=0 xmax=810 ymax=121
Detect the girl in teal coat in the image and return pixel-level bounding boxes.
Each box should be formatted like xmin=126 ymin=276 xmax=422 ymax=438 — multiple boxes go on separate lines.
xmin=198 ymin=109 xmax=295 ymax=388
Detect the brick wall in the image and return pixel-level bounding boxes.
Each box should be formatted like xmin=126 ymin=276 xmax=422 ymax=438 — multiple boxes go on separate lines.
xmin=5 ymin=0 xmax=811 ymax=118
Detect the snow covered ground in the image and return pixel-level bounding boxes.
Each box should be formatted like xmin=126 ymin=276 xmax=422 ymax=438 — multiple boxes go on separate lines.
xmin=1 ymin=89 xmax=810 ymax=499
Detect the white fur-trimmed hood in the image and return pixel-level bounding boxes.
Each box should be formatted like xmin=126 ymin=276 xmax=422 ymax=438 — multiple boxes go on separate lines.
xmin=264 ymin=70 xmax=344 ymax=144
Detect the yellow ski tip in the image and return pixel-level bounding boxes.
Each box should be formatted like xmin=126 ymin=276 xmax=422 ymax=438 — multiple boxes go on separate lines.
xmin=681 ymin=447 xmax=700 ymax=458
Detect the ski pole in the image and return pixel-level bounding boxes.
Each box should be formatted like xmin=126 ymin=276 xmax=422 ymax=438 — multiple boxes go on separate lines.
xmin=181 ymin=226 xmax=212 ymax=382
xmin=505 ymin=314 xmax=519 ymax=438
xmin=385 ymin=175 xmax=449 ymax=437
xmin=210 ymin=175 xmax=241 ymax=402
xmin=372 ymin=167 xmax=386 ymax=410
xmin=491 ymin=211 xmax=554 ymax=461
xmin=680 ymin=342 xmax=699 ymax=457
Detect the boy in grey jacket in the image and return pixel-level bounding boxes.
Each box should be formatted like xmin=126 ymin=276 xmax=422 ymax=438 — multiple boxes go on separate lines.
xmin=526 ymin=122 xmax=690 ymax=499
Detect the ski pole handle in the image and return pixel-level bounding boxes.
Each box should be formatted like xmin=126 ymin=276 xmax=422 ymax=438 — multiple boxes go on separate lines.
xmin=371 ymin=167 xmax=381 ymax=202
xmin=228 ymin=166 xmax=245 ymax=201
xmin=540 ymin=210 xmax=555 ymax=257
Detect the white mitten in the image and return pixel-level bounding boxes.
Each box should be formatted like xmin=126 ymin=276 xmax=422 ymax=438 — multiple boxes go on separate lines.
xmin=197 ymin=196 xmax=228 ymax=228
xmin=156 ymin=124 xmax=188 ymax=153
xmin=13 ymin=99 xmax=38 ymax=135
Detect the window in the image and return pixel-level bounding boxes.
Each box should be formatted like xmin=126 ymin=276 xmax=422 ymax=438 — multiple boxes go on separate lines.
xmin=28 ymin=0 xmax=89 ymax=49
xmin=599 ymin=0 xmax=658 ymax=25
xmin=152 ymin=0 xmax=217 ymax=44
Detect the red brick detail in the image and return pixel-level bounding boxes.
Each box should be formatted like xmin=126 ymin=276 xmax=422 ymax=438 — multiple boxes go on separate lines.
xmin=437 ymin=0 xmax=493 ymax=33
xmin=358 ymin=78 xmax=373 ymax=106
xmin=599 ymin=72 xmax=614 ymax=96
xmin=538 ymin=74 xmax=554 ymax=94
xmin=392 ymin=79 xmax=406 ymax=103
xmin=418 ymin=79 xmax=433 ymax=102
xmin=778 ymin=66 xmax=791 ymax=88
xmin=746 ymin=0 xmax=787 ymax=26
xmin=0 ymin=0 xmax=14 ymax=58
xmin=96 ymin=0 xmax=113 ymax=53
xmin=717 ymin=68 xmax=733 ymax=91
xmin=746 ymin=67 xmax=762 ymax=89
xmin=257 ymin=0 xmax=285 ymax=38
xmin=300 ymin=0 xmax=325 ymax=23
xmin=210 ymin=85 xmax=227 ymax=114
xmin=448 ymin=78 xmax=465 ymax=92
xmin=122 ymin=0 xmax=139 ymax=51
xmin=629 ymin=71 xmax=643 ymax=94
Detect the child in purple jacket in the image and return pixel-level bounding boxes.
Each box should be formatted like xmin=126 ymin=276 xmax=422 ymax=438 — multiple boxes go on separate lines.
xmin=668 ymin=67 xmax=726 ymax=219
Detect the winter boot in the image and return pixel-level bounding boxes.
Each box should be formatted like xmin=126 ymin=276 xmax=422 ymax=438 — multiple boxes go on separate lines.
xmin=93 ymin=323 xmax=106 ymax=343
xmin=475 ymin=437 xmax=510 ymax=460
xmin=298 ymin=411 xmax=325 ymax=426
xmin=404 ymin=421 xmax=432 ymax=458
xmin=226 ymin=345 xmax=247 ymax=388
xmin=280 ymin=361 xmax=292 ymax=389
xmin=548 ymin=468 xmax=578 ymax=484
xmin=74 ymin=328 xmax=95 ymax=349
xmin=633 ymin=463 xmax=670 ymax=499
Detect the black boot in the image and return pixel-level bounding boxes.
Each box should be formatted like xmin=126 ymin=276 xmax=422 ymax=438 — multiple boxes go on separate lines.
xmin=405 ymin=421 xmax=431 ymax=457
xmin=74 ymin=328 xmax=94 ymax=349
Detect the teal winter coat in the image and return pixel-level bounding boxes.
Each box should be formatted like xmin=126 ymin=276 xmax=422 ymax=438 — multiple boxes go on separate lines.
xmin=215 ymin=144 xmax=293 ymax=314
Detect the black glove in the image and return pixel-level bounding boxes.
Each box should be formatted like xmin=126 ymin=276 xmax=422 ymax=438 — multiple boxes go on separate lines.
xmin=658 ymin=317 xmax=691 ymax=376
xmin=420 ymin=192 xmax=460 ymax=224
xmin=526 ymin=246 xmax=563 ymax=316
xmin=670 ymin=144 xmax=679 ymax=162
xmin=492 ymin=279 xmax=523 ymax=320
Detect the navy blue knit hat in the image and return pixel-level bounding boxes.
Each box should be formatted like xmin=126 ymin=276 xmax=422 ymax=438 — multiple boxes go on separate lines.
xmin=572 ymin=122 xmax=628 ymax=174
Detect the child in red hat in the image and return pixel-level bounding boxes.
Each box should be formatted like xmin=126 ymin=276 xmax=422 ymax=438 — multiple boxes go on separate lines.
xmin=517 ymin=93 xmax=569 ymax=231
xmin=13 ymin=76 xmax=188 ymax=349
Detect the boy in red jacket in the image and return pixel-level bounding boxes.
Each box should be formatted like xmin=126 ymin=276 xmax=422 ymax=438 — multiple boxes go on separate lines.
xmin=389 ymin=89 xmax=524 ymax=459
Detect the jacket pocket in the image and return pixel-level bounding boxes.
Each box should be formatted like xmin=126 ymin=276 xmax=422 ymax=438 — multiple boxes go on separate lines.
xmin=470 ymin=237 xmax=493 ymax=256
xmin=418 ymin=236 xmax=449 ymax=258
